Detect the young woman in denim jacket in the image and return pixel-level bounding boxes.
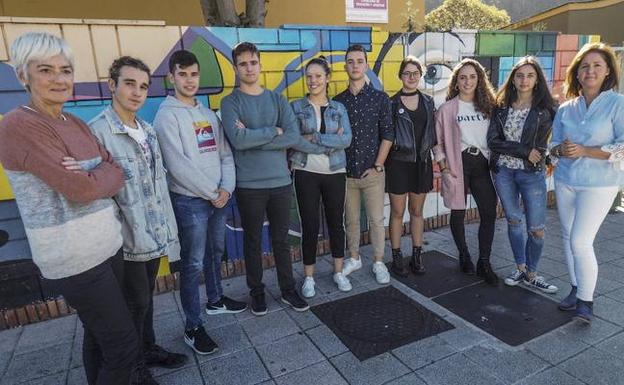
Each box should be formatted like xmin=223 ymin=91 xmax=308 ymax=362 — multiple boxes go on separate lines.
xmin=549 ymin=43 xmax=624 ymax=324
xmin=433 ymin=59 xmax=499 ymax=285
xmin=290 ymin=57 xmax=353 ymax=298
xmin=386 ymin=56 xmax=436 ymax=277
xmin=487 ymin=57 xmax=558 ymax=294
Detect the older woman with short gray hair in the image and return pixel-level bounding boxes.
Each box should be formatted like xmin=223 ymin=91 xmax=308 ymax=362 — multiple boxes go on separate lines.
xmin=0 ymin=32 xmax=138 ymax=385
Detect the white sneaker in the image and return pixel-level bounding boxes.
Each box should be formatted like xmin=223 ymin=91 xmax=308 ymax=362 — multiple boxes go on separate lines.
xmin=301 ymin=276 xmax=316 ymax=298
xmin=333 ymin=272 xmax=352 ymax=292
xmin=342 ymin=257 xmax=362 ymax=276
xmin=372 ymin=262 xmax=390 ymax=284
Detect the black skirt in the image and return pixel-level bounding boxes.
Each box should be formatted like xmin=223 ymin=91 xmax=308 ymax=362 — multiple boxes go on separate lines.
xmin=385 ymin=157 xmax=433 ymax=194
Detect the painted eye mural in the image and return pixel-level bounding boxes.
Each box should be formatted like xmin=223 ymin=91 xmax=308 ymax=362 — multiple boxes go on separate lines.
xmin=406 ymin=31 xmax=475 ymax=107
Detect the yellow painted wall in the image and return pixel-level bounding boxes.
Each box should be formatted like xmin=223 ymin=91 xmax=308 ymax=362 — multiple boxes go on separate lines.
xmin=235 ymin=0 xmax=425 ymax=32
xmin=0 ymin=0 xmax=205 ymax=26
xmin=1 ymin=0 xmax=424 ymax=32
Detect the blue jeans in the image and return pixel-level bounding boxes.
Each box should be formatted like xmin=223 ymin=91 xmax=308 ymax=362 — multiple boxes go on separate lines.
xmin=493 ymin=166 xmax=547 ymax=273
xmin=171 ymin=192 xmax=226 ymax=330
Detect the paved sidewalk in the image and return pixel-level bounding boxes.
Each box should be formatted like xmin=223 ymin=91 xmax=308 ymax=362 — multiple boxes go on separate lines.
xmin=2 ymin=208 xmax=624 ymax=385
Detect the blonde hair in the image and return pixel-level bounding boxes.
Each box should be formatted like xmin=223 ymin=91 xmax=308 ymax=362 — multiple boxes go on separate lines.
xmin=10 ymin=32 xmax=74 ymax=83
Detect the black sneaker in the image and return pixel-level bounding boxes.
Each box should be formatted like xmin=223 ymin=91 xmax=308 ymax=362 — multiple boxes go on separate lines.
xmin=251 ymin=293 xmax=268 ymax=316
xmin=206 ymin=296 xmax=248 ymax=315
xmin=183 ymin=326 xmax=218 ymax=355
xmin=281 ymin=290 xmax=310 ymax=312
xmin=144 ymin=344 xmax=188 ymax=369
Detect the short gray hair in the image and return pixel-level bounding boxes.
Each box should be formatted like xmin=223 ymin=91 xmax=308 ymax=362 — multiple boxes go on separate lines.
xmin=10 ymin=32 xmax=74 ymax=81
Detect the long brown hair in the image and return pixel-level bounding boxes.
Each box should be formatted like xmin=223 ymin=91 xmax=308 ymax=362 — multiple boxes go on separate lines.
xmin=564 ymin=42 xmax=621 ymax=99
xmin=496 ymin=56 xmax=555 ymax=113
xmin=446 ymin=58 xmax=496 ymax=117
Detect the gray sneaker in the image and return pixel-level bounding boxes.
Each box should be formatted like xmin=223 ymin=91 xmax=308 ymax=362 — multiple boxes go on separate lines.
xmin=504 ymin=269 xmax=526 ymax=286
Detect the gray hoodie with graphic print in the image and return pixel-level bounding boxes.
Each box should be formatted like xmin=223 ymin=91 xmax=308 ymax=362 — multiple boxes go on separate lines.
xmin=153 ymin=95 xmax=235 ymax=200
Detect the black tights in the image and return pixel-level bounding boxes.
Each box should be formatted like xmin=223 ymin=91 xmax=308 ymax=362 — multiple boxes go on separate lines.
xmin=450 ymin=152 xmax=497 ymax=260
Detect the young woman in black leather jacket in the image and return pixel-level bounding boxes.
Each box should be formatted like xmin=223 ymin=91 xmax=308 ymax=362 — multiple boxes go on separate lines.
xmin=386 ymin=56 xmax=436 ymax=276
xmin=487 ymin=56 xmax=558 ymax=293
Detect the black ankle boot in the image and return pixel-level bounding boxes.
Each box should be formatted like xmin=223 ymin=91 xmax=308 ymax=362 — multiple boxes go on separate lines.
xmin=459 ymin=253 xmax=475 ymax=275
xmin=409 ymin=246 xmax=426 ymax=275
xmin=391 ymin=249 xmax=409 ymax=277
xmin=476 ymin=259 xmax=499 ymax=285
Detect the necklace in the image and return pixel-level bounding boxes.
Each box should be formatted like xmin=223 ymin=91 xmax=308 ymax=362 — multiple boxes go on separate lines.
xmin=22 ymin=105 xmax=67 ymax=121
xmin=400 ymin=89 xmax=419 ymax=97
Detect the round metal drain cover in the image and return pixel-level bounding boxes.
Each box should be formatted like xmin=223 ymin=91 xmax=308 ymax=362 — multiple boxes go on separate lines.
xmin=332 ymin=296 xmax=426 ymax=343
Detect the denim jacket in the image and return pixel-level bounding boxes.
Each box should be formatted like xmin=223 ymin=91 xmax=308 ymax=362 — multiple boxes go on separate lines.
xmin=289 ymin=97 xmax=352 ymax=171
xmin=89 ymin=106 xmax=180 ymax=262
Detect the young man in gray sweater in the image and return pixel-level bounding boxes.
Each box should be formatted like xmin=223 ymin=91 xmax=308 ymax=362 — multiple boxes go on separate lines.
xmin=153 ymin=50 xmax=246 ymax=355
xmin=220 ymin=42 xmax=314 ymax=315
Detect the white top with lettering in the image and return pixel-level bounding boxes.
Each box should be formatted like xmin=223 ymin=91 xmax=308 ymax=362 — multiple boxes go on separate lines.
xmin=457 ymin=100 xmax=490 ymax=159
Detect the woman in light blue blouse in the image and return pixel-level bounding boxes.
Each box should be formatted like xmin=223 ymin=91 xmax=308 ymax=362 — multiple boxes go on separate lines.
xmin=550 ymin=43 xmax=624 ymax=324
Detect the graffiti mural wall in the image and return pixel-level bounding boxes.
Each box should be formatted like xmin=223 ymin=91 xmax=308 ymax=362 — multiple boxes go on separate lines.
xmin=0 ymin=20 xmax=599 ymax=266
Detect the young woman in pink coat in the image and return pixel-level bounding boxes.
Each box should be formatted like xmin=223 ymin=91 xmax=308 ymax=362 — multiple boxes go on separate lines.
xmin=433 ymin=58 xmax=499 ymax=285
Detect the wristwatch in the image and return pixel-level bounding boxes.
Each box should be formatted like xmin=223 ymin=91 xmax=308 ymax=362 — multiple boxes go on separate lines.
xmin=374 ymin=164 xmax=384 ymax=172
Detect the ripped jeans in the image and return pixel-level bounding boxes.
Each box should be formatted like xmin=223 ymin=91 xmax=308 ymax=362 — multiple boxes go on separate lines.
xmin=493 ymin=166 xmax=546 ymax=273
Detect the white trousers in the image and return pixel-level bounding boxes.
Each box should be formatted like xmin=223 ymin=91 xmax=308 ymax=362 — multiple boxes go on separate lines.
xmin=555 ymin=181 xmax=619 ymax=301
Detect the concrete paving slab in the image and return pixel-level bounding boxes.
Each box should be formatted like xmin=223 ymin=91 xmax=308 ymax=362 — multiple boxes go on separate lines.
xmin=595 ymin=331 xmax=624 ymax=358
xmin=524 ymin=329 xmax=590 ymax=365
xmin=305 ymin=324 xmax=349 ymax=358
xmin=273 ymin=360 xmax=347 ymax=385
xmin=415 ymin=353 xmax=506 ymax=385
xmin=330 ymin=352 xmax=410 ymax=385
xmin=594 ymin=296 xmax=624 ymax=326
xmin=14 ymin=315 xmax=76 ymax=354
xmin=156 ymin=366 xmax=204 ymax=385
xmin=463 ymin=342 xmax=549 ymax=383
xmin=391 ymin=335 xmax=456 ymax=370
xmin=2 ymin=342 xmax=71 ymax=384
xmin=559 ymin=347 xmax=624 ymax=385
xmin=256 ymin=333 xmax=324 ymax=377
xmin=199 ymin=347 xmax=270 ymax=385
xmin=240 ymin=310 xmax=300 ymax=346
xmin=515 ymin=366 xmax=586 ymax=385
xmin=557 ymin=316 xmax=622 ymax=346
xmin=381 ymin=373 xmax=427 ymax=385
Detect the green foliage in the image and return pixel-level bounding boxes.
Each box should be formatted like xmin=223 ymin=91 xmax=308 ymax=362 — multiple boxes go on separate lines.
xmin=425 ymin=0 xmax=511 ymax=31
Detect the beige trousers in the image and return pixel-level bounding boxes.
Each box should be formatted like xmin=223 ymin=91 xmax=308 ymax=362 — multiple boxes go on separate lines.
xmin=345 ymin=172 xmax=386 ymax=259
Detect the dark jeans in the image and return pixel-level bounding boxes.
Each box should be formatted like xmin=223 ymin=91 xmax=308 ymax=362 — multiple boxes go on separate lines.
xmin=450 ymin=151 xmax=497 ymax=259
xmin=294 ymin=170 xmax=346 ymax=265
xmin=47 ymin=249 xmax=138 ymax=385
xmin=236 ymin=184 xmax=295 ymax=297
xmin=123 ymin=258 xmax=160 ymax=360
xmin=170 ymin=192 xmax=227 ymax=330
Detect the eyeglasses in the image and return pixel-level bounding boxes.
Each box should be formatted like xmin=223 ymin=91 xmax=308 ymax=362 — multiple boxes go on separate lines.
xmin=401 ymin=71 xmax=421 ymax=78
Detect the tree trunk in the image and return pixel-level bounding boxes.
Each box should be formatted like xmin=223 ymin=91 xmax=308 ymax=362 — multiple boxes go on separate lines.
xmin=201 ymin=0 xmax=222 ymax=25
xmin=245 ymin=0 xmax=266 ymax=27
xmin=216 ymin=0 xmax=241 ymax=26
